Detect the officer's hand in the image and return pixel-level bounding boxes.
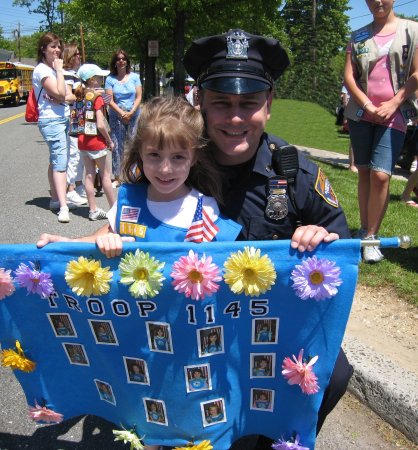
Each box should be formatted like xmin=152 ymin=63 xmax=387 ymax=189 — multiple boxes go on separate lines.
xmin=96 ymin=233 xmax=135 ymax=258
xmin=290 ymin=225 xmax=339 ymax=253
xmin=37 ymin=233 xmax=70 ymax=248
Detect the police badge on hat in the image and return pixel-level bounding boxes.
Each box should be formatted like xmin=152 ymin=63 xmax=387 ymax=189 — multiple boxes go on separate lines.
xmin=266 ymin=176 xmax=288 ymax=220
xmin=226 ymin=31 xmax=249 ymax=60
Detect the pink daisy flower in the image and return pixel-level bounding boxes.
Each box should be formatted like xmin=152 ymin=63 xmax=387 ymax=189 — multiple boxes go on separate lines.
xmin=14 ymin=262 xmax=55 ymax=299
xmin=282 ymin=348 xmax=319 ymax=395
xmin=0 ymin=268 xmax=15 ymax=300
xmin=28 ymin=401 xmax=63 ymax=423
xmin=290 ymin=256 xmax=342 ymax=301
xmin=171 ymin=250 xmax=222 ymax=300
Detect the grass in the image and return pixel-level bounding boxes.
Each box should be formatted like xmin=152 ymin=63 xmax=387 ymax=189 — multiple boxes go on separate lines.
xmin=267 ymin=98 xmax=418 ymax=305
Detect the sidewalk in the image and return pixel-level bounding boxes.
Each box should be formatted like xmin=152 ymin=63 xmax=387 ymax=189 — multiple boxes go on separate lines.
xmin=299 ymin=145 xmax=418 ymax=444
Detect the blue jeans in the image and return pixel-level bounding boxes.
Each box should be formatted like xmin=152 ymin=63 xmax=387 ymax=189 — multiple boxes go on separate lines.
xmin=348 ymin=120 xmax=405 ymax=175
xmin=38 ymin=117 xmax=70 ymax=171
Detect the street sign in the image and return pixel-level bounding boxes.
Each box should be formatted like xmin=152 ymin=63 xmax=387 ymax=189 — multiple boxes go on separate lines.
xmin=148 ymin=40 xmax=159 ymax=58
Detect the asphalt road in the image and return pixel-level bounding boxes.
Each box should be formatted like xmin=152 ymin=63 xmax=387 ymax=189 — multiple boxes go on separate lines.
xmin=0 ymin=102 xmax=415 ymax=450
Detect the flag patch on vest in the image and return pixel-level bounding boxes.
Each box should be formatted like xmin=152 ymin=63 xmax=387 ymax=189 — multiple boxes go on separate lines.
xmin=121 ymin=206 xmax=141 ymax=223
xmin=315 ymin=168 xmax=339 ymax=208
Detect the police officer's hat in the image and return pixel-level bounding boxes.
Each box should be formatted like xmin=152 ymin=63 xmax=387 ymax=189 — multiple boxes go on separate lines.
xmin=183 ymin=29 xmax=289 ymax=94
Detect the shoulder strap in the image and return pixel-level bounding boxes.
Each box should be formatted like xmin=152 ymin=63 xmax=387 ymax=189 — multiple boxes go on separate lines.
xmin=36 ymin=87 xmax=43 ymax=103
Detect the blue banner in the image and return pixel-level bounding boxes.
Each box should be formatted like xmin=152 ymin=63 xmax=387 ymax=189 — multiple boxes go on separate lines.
xmin=0 ymin=240 xmax=360 ymax=449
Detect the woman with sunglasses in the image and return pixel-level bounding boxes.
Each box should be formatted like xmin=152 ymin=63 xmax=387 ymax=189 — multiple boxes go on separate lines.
xmin=105 ymin=49 xmax=142 ymax=188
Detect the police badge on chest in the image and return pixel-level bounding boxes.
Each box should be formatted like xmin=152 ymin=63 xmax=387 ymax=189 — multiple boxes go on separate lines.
xmin=265 ymin=176 xmax=288 ymax=220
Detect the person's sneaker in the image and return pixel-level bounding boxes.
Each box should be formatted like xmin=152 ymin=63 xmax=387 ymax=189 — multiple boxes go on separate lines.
xmin=362 ymin=235 xmax=384 ymax=263
xmin=75 ymin=184 xmax=87 ymax=198
xmin=352 ymin=228 xmax=367 ymax=239
xmin=67 ymin=190 xmax=88 ymax=205
xmin=49 ymin=200 xmax=78 ymax=210
xmin=57 ymin=206 xmax=70 ymax=223
xmin=89 ymin=208 xmax=107 ymax=221
xmin=410 ymin=159 xmax=417 ymax=173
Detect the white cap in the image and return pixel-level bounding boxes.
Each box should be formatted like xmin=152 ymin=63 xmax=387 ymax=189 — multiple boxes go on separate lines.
xmin=77 ymin=64 xmax=110 ymax=82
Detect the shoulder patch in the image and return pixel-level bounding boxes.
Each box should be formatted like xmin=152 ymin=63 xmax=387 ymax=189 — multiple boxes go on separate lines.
xmin=315 ymin=168 xmax=339 ymax=208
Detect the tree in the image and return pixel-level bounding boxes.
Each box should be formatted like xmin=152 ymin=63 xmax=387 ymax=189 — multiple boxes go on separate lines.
xmin=13 ymin=0 xmax=63 ymax=32
xmin=278 ymin=0 xmax=350 ymax=112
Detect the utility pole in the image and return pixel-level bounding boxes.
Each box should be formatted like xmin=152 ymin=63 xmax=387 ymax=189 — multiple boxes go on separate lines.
xmin=80 ymin=24 xmax=86 ymax=63
xmin=312 ymin=0 xmax=317 ymax=90
xmin=13 ymin=23 xmax=21 ymax=62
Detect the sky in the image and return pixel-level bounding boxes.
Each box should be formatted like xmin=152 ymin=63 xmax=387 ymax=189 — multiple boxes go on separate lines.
xmin=1 ymin=0 xmax=418 ymax=38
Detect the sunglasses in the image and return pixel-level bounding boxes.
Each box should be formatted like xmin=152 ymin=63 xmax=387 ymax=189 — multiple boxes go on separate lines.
xmin=116 ymin=57 xmax=127 ymax=61
xmin=73 ymin=52 xmax=80 ymax=57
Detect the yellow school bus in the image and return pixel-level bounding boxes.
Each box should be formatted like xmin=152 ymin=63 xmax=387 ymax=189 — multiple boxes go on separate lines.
xmin=0 ymin=61 xmax=34 ymax=106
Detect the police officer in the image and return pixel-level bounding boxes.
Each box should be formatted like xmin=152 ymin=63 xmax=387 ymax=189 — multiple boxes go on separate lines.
xmin=183 ymin=29 xmax=353 ymax=446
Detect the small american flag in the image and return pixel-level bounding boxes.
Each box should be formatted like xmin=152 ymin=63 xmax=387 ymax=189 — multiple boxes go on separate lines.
xmin=121 ymin=206 xmax=140 ymax=222
xmin=185 ymin=195 xmax=219 ymax=243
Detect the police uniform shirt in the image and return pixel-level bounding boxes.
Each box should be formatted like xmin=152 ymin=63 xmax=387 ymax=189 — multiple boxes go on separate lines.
xmin=217 ymin=132 xmax=350 ymax=241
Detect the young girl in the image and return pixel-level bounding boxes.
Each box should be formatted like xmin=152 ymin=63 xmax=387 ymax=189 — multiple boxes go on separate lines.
xmin=344 ymin=0 xmax=418 ymax=263
xmin=37 ymin=96 xmax=240 ymax=251
xmin=75 ymin=64 xmax=116 ymax=221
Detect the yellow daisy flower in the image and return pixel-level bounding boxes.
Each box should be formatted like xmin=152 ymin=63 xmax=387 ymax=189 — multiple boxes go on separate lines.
xmin=65 ymin=256 xmax=113 ymax=297
xmin=0 ymin=340 xmax=36 ymax=372
xmin=174 ymin=440 xmax=213 ymax=450
xmin=119 ymin=250 xmax=165 ymax=299
xmin=224 ymin=246 xmax=276 ymax=297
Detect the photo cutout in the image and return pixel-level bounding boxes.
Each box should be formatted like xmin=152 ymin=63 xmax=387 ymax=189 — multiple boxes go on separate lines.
xmin=252 ymin=318 xmax=279 ymax=345
xmin=94 ymin=379 xmax=116 ymax=405
xmin=251 ymin=388 xmax=275 ymax=412
xmin=48 ymin=313 xmax=76 ymax=337
xmin=143 ymin=398 xmax=168 ymax=426
xmin=146 ymin=322 xmax=173 ymax=353
xmin=185 ymin=364 xmax=212 ymax=393
xmin=197 ymin=326 xmax=224 ymax=357
xmin=124 ymin=357 xmax=150 ymax=385
xmin=89 ymin=320 xmax=118 ymax=345
xmin=250 ymin=353 xmax=276 ymax=378
xmin=62 ymin=343 xmax=89 ymax=366
xmin=201 ymin=398 xmax=226 ymax=427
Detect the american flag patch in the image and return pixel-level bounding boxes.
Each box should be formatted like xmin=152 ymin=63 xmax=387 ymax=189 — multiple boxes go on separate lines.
xmin=121 ymin=206 xmax=140 ymax=223
xmin=185 ymin=195 xmax=219 ymax=243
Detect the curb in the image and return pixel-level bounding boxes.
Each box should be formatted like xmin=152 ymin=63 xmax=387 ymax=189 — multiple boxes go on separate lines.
xmin=343 ymin=336 xmax=418 ymax=444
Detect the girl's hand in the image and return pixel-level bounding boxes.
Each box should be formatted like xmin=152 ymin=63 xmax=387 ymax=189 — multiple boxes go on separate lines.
xmin=374 ymin=100 xmax=398 ymax=122
xmin=107 ymin=141 xmax=115 ymax=151
xmin=53 ymin=58 xmax=64 ymax=71
xmin=96 ymin=233 xmax=134 ymax=258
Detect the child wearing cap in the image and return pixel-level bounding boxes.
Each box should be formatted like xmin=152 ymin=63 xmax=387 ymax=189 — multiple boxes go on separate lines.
xmin=75 ymin=64 xmax=115 ymax=221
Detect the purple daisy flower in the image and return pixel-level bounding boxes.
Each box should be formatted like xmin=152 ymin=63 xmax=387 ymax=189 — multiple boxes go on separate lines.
xmin=14 ymin=262 xmax=55 ymax=299
xmin=272 ymin=434 xmax=309 ymax=450
xmin=290 ymin=255 xmax=342 ymax=301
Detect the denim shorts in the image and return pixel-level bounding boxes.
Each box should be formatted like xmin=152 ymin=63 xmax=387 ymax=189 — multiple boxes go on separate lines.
xmin=348 ymin=120 xmax=405 ymax=175
xmin=38 ymin=117 xmax=69 ymax=172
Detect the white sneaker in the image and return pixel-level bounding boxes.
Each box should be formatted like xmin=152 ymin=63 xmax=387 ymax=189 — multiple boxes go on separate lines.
xmin=49 ymin=200 xmax=78 ymax=210
xmin=75 ymin=184 xmax=87 ymax=198
xmin=362 ymin=235 xmax=384 ymax=263
xmin=89 ymin=208 xmax=107 ymax=221
xmin=410 ymin=159 xmax=417 ymax=173
xmin=58 ymin=206 xmax=70 ymax=223
xmin=67 ymin=190 xmax=88 ymax=205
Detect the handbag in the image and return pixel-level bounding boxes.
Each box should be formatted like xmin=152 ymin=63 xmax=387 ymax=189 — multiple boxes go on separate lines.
xmin=25 ymin=87 xmax=43 ymax=123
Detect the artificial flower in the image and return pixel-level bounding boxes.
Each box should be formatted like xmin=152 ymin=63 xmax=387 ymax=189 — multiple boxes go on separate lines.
xmin=282 ymin=348 xmax=319 ymax=395
xmin=119 ymin=250 xmax=165 ymax=299
xmin=65 ymin=256 xmax=112 ymax=297
xmin=28 ymin=401 xmax=63 ymax=423
xmin=0 ymin=268 xmax=15 ymax=300
xmin=174 ymin=440 xmax=213 ymax=450
xmin=290 ymin=256 xmax=342 ymax=301
xmin=14 ymin=262 xmax=54 ymax=299
xmin=113 ymin=427 xmax=144 ymax=450
xmin=0 ymin=340 xmax=36 ymax=372
xmin=171 ymin=250 xmax=222 ymax=300
xmin=272 ymin=433 xmax=309 ymax=450
xmin=223 ymin=246 xmax=276 ymax=297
